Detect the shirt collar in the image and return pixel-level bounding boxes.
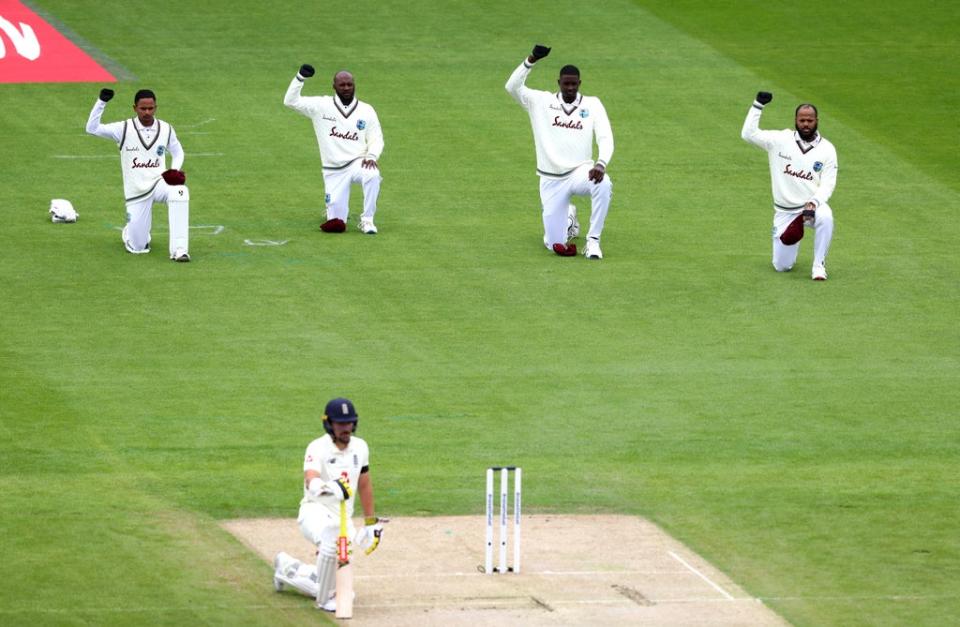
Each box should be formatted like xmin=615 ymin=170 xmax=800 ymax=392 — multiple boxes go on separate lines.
xmin=793 ymin=130 xmax=821 ymax=150
xmin=134 ymin=118 xmax=157 ymax=131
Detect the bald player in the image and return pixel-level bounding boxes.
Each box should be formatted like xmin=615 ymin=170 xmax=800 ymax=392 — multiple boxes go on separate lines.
xmin=284 ymin=64 xmax=384 ymax=235
xmin=741 ymin=91 xmax=838 ymax=280
xmin=86 ymin=88 xmax=190 ymax=261
xmin=272 ymin=397 xmax=384 ymax=613
xmin=506 ymin=43 xmax=614 ymax=259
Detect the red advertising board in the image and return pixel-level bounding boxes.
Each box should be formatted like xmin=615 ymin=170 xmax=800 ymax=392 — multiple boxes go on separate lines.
xmin=0 ymin=0 xmax=115 ymax=83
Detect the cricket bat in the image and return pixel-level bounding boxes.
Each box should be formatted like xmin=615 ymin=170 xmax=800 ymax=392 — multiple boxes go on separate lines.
xmin=335 ymin=499 xmax=354 ymax=619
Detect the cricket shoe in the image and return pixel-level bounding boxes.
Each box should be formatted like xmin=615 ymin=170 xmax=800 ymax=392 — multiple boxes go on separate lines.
xmin=272 ymin=553 xmax=287 ymax=592
xmin=567 ymin=203 xmax=580 ymax=239
xmin=320 ymin=218 xmax=346 ymax=233
xmin=171 ymin=248 xmax=190 ymax=262
xmin=319 ymin=591 xmax=355 ymax=612
xmin=552 ymin=242 xmax=577 ymax=257
xmin=122 ymin=227 xmax=151 ymax=254
xmin=584 ymin=237 xmax=602 ymax=260
xmin=359 ymin=218 xmax=378 ymax=234
xmin=812 ymin=263 xmax=827 ymax=281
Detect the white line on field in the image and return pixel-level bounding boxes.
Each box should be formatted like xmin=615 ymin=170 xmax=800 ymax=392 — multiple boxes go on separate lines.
xmin=356 ymin=597 xmax=766 ymax=610
xmin=52 ymin=152 xmax=224 ymax=159
xmin=181 ymin=118 xmax=216 ymax=128
xmin=668 ymin=550 xmax=734 ymax=600
xmin=355 ymin=569 xmax=686 ymax=580
xmin=110 ymin=225 xmax=224 ymax=234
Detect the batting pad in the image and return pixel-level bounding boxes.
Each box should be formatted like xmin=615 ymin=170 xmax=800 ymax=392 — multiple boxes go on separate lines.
xmin=167 ymin=186 xmax=189 ymax=254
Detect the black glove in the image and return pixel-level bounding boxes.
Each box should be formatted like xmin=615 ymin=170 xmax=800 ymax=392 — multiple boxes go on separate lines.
xmin=299 ymin=64 xmax=315 ymax=78
xmin=531 ymin=44 xmax=551 ymax=60
xmin=756 ymin=91 xmax=773 ymax=105
xmin=99 ymin=88 xmax=114 ymax=102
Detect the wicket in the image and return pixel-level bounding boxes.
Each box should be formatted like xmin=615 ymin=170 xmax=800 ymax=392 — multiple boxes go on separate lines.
xmin=484 ymin=466 xmax=521 ymax=574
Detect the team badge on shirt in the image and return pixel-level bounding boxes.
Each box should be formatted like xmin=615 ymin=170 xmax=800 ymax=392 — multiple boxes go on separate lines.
xmin=157 ymin=146 xmax=165 ymax=156
xmin=357 ymin=120 xmax=366 ymax=130
xmin=580 ymin=109 xmax=589 ymax=118
xmin=813 ymin=161 xmax=823 ymax=172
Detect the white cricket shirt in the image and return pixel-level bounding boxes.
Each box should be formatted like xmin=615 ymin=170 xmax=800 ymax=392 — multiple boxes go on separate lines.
xmin=506 ymin=59 xmax=614 ymax=178
xmin=741 ymin=103 xmax=838 ymax=211
xmin=300 ymin=433 xmax=369 ymax=518
xmin=86 ymin=99 xmax=184 ymax=202
xmin=284 ymin=77 xmax=384 ymax=170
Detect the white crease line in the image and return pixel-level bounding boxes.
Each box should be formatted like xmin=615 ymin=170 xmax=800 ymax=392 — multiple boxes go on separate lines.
xmin=356 ymin=569 xmax=686 ymax=580
xmin=668 ymin=551 xmax=735 ymax=600
xmin=357 ymin=597 xmax=768 ymax=610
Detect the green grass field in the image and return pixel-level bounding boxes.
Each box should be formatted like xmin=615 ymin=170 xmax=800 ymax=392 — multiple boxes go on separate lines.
xmin=1 ymin=1 xmax=958 ymax=625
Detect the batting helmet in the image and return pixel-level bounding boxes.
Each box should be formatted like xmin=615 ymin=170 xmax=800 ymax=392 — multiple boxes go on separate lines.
xmin=322 ymin=397 xmax=358 ymax=436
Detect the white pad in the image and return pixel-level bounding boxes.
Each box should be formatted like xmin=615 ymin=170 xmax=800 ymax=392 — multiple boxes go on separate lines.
xmin=49 ymin=199 xmax=78 ymax=223
xmin=274 ymin=552 xmax=320 ymax=598
xmin=315 ymin=547 xmax=338 ymax=608
xmin=165 ymin=185 xmax=190 ymax=255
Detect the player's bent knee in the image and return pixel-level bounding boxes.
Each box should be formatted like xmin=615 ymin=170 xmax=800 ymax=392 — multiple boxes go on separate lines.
xmin=168 ymin=184 xmax=190 ymax=202
xmin=773 ymin=262 xmax=794 ymax=272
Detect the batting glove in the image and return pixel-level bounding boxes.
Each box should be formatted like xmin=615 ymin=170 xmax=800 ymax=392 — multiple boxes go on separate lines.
xmin=531 ymin=44 xmax=551 ymax=60
xmin=298 ymin=64 xmax=315 ymax=79
xmin=755 ymin=91 xmax=773 ymax=105
xmin=307 ymin=477 xmax=353 ymax=500
xmin=99 ymin=88 xmax=114 ymax=102
xmin=356 ymin=517 xmax=384 ymax=555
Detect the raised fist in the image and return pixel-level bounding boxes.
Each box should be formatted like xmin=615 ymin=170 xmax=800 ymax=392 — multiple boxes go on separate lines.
xmin=99 ymin=88 xmax=114 ymax=102
xmin=531 ymin=44 xmax=551 ymax=60
xmin=299 ymin=64 xmax=315 ymax=78
xmin=756 ymin=91 xmax=773 ymax=105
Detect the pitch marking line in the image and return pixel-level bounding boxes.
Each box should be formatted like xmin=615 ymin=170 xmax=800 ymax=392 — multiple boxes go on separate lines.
xmin=668 ymin=550 xmax=735 ymax=600
xmin=356 ymin=569 xmax=686 ymax=580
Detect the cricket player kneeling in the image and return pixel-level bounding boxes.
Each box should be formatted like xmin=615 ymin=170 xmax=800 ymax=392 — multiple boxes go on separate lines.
xmin=272 ymin=398 xmax=383 ymax=616
xmin=86 ymin=88 xmax=192 ymax=262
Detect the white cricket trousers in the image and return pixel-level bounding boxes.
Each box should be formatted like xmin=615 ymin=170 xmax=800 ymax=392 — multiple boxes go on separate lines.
xmin=322 ymin=160 xmax=382 ymax=222
xmin=539 ymin=163 xmax=612 ymax=247
xmin=771 ymin=203 xmax=834 ymax=271
xmin=122 ymin=182 xmax=190 ymax=256
xmin=297 ymin=501 xmax=357 ymax=605
xmin=298 ymin=502 xmax=357 ymax=548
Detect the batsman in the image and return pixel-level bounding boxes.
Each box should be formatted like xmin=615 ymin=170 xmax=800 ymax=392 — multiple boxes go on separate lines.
xmin=273 ymin=397 xmax=384 ymax=615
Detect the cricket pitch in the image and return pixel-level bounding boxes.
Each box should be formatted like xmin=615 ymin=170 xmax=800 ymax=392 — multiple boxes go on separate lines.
xmin=222 ymin=515 xmax=788 ymax=626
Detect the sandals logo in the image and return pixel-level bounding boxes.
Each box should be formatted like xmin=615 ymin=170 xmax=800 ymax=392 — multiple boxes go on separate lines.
xmin=0 ymin=0 xmax=115 ymax=83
